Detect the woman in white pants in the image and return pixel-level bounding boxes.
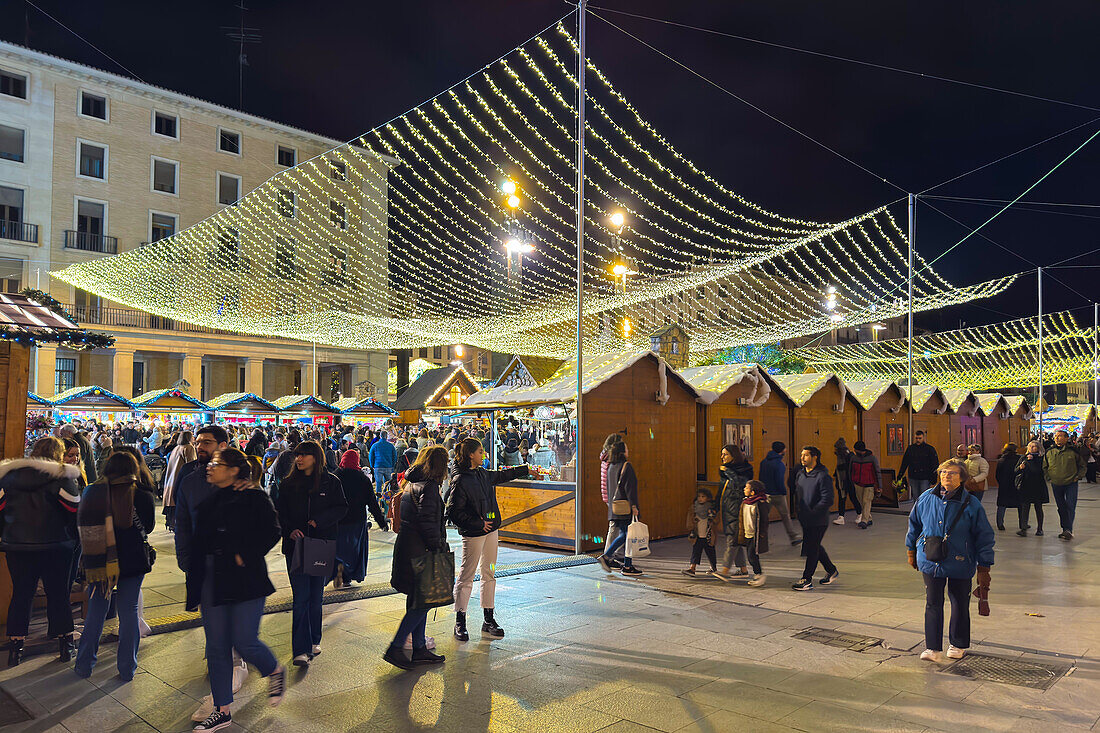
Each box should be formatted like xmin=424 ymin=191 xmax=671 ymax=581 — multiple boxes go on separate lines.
xmin=444 ymin=438 xmax=530 ymax=641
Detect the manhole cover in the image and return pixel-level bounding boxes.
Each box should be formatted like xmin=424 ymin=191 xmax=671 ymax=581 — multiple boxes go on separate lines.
xmin=791 ymin=627 xmax=883 ymax=652
xmin=941 ymin=653 xmax=1074 ymax=690
xmin=0 ymin=687 xmax=33 ymax=725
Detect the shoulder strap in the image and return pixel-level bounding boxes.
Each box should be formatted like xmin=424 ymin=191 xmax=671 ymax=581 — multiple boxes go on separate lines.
xmin=943 ymin=497 xmax=969 ymax=538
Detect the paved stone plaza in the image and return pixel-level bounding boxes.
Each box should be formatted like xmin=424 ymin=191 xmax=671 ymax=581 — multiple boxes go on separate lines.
xmin=2 ymin=484 xmax=1098 ymax=733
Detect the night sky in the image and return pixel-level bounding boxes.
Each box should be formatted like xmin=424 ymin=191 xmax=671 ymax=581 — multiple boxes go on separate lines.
xmin=4 ymin=0 xmax=1099 ymax=334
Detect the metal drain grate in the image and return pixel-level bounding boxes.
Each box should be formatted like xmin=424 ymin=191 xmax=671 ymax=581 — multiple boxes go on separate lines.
xmin=941 ymin=653 xmax=1074 ymax=690
xmin=791 ymin=627 xmax=884 ymax=652
xmin=0 ymin=687 xmax=33 ymax=725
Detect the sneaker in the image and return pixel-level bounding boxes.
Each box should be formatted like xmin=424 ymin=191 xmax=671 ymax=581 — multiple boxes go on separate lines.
xmin=790 ymin=537 xmax=803 ymax=546
xmin=1035 ymin=528 xmax=1044 ymax=536
xmin=193 ymin=710 xmax=232 ymax=732
xmin=730 ymin=568 xmax=749 ymax=578
xmin=832 ymin=516 xmax=845 ymax=525
xmin=710 ymin=571 xmax=730 ymax=582
xmin=1016 ymin=529 xmax=1028 ymax=537
xmin=919 ymin=649 xmax=943 ymax=663
xmin=404 ymin=635 xmax=436 ymax=651
xmin=946 ymin=645 xmax=967 ymax=659
xmin=292 ymin=654 xmax=310 ymax=667
xmin=1062 ymin=531 xmax=1074 ymax=541
xmin=866 ymin=520 xmax=873 ymax=527
xmin=267 ymin=666 xmax=286 ymax=707
xmin=819 ymin=570 xmax=839 ymax=586
xmin=747 ymin=574 xmax=766 ymax=587
xmin=231 ymin=659 xmax=247 ymax=693
xmin=857 ymin=522 xmax=867 ymax=529
xmin=621 ymin=565 xmax=642 ymax=576
xmin=191 ymin=696 xmax=214 ymax=723
xmin=596 ymin=555 xmax=612 ymax=573
xmin=792 ymin=579 xmax=813 ymax=591
xmin=608 ymin=557 xmax=624 ymax=569
xmin=310 ymin=644 xmax=321 ymax=657
xmin=680 ymin=568 xmax=696 ymax=576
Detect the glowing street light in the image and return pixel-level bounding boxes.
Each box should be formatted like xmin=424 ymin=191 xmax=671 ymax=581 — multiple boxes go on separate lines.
xmin=455 ymin=344 xmax=465 ymax=358
xmin=501 ymin=180 xmax=517 ymax=195
xmin=829 ymin=313 xmax=844 ymax=323
xmin=505 ymin=238 xmax=534 ymax=254
xmin=506 ymin=194 xmax=521 ymax=209
xmin=609 ymin=211 xmax=625 ymax=233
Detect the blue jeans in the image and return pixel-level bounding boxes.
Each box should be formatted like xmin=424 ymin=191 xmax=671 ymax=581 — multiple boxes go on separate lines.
xmin=1052 ymin=482 xmax=1078 ymax=532
xmin=201 ymin=575 xmax=277 ymax=707
xmin=287 ymin=560 xmax=325 ymax=657
xmin=374 ymin=467 xmax=393 ymax=491
xmin=390 ymin=605 xmax=429 ymax=650
xmin=75 ymin=574 xmax=143 ymax=680
xmin=601 ymin=518 xmax=633 ymax=568
xmin=909 ymin=478 xmax=931 ymax=498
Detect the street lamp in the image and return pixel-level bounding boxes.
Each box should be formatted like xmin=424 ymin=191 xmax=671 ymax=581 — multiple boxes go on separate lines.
xmin=871 ymin=323 xmax=886 ymax=342
xmin=504 ymin=237 xmax=534 ymax=277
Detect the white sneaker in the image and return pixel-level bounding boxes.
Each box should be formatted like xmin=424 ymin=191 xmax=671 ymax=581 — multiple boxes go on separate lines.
xmin=833 ymin=516 xmax=845 ymax=525
xmin=311 ymin=644 xmax=321 ymax=657
xmin=292 ymin=654 xmax=310 ymax=667
xmin=231 ymin=659 xmax=247 ymax=693
xmin=946 ymin=645 xmax=967 ymax=659
xmin=191 ymin=696 xmax=214 ymax=722
xmin=747 ymin=574 xmax=766 ymax=587
xmin=919 ymin=649 xmax=942 ymax=662
xmin=403 ymin=635 xmax=436 ymax=651
xmin=138 ymin=616 xmax=152 ymax=638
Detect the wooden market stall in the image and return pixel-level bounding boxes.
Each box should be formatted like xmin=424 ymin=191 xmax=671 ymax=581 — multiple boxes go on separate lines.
xmin=1004 ymin=395 xmax=1035 ymax=447
xmin=391 ymin=365 xmax=479 ymax=425
xmin=50 ymin=385 xmax=135 ymax=424
xmin=493 ymin=355 xmax=566 ymax=389
xmin=206 ymin=392 xmax=278 ymax=425
xmin=27 ymin=391 xmax=51 ymax=414
xmin=332 ymin=396 xmax=397 ymax=428
xmin=944 ymin=389 xmax=984 ymax=454
xmin=975 ymin=393 xmax=1012 ymax=486
xmin=272 ymin=394 xmax=340 ymax=428
xmin=132 ymin=388 xmax=210 ymax=426
xmin=462 ymin=350 xmax=703 ymax=552
xmin=845 ymin=380 xmax=907 ymax=502
xmin=1034 ymin=403 xmax=1097 ymax=436
xmin=902 ymin=386 xmax=952 ymax=464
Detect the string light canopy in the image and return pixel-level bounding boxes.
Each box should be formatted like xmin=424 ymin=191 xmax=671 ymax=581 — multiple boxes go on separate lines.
xmin=52 ymin=23 xmax=1013 ymax=358
xmin=792 ymin=310 xmax=1097 ymax=390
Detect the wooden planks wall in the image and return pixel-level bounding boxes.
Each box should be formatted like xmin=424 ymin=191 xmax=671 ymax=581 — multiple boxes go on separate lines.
xmin=701 ymin=379 xmax=791 ymax=484
xmin=1 ymin=342 xmax=30 ymax=459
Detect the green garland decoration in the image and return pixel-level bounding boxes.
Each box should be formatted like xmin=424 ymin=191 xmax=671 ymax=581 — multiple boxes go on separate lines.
xmin=20 ymin=288 xmax=76 ymax=320
xmin=7 ymin=288 xmax=116 ymax=350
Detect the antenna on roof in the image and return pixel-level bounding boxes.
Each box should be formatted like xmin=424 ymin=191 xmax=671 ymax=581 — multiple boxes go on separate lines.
xmin=221 ymin=1 xmax=262 ymax=110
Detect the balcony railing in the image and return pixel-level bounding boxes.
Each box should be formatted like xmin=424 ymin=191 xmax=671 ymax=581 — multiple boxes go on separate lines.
xmin=64 ymin=304 xmax=231 ymax=334
xmin=64 ymin=230 xmax=118 ymax=254
xmin=0 ymin=219 xmax=38 ymax=244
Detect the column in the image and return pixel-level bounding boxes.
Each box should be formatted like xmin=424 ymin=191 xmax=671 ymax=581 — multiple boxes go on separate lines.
xmin=112 ymin=349 xmax=135 ymax=399
xmin=181 ymin=354 xmax=202 ymax=396
xmin=300 ymin=360 xmax=316 ymax=397
xmin=244 ymin=357 xmax=264 ymax=396
xmin=35 ymin=344 xmax=58 ymax=396
xmin=348 ymin=363 xmax=363 ymax=398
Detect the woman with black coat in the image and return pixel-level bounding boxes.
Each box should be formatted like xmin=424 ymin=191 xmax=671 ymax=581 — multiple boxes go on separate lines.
xmin=1014 ymin=441 xmax=1048 ymax=536
xmin=187 ymin=448 xmax=285 ymax=732
xmin=332 ymin=449 xmax=388 ymax=588
xmin=445 ymin=438 xmax=530 ymax=642
xmin=244 ymin=429 xmax=268 ymax=459
xmin=384 ymin=446 xmax=450 ymax=670
xmin=994 ymin=443 xmax=1020 ymax=530
xmin=716 ymin=444 xmax=753 ymax=579
xmin=276 ymin=440 xmax=347 ymax=667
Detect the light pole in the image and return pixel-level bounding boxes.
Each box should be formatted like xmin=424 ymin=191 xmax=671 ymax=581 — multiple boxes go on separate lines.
xmin=574 ymin=0 xmax=586 ymax=557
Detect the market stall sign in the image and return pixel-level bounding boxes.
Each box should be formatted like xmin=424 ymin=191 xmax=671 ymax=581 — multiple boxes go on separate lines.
xmin=534 ymin=405 xmax=568 ymax=420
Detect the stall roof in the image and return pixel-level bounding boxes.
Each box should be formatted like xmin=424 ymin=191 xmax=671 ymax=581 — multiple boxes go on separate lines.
xmin=679 ymin=363 xmax=771 ymax=407
xmin=51 ymin=385 xmax=134 ymax=410
xmin=332 ymin=396 xmax=397 ymax=416
xmin=206 ymin=392 xmax=278 ymax=412
xmin=974 ymin=393 xmax=1011 ymax=418
xmin=132 ymin=388 xmax=209 ymax=411
xmin=0 ymin=292 xmax=80 ymax=330
xmin=844 ymin=380 xmax=903 ymax=411
xmin=493 ymin=355 xmax=567 ymax=387
xmin=902 ymin=386 xmax=947 ymax=413
xmin=772 ymin=373 xmax=844 ymax=409
xmin=1035 ymin=403 xmax=1096 ymax=430
xmin=942 ymin=388 xmax=980 ymax=416
xmin=27 ymin=391 xmax=51 ymax=406
xmin=464 ymin=349 xmax=703 ymax=409
xmin=1003 ymin=394 xmax=1035 ymax=419
xmin=272 ymin=394 xmax=339 ymax=413
xmin=392 ymin=366 xmax=479 ymax=412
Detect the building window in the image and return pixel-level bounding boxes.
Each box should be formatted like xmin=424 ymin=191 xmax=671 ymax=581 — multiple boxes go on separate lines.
xmin=275 ymin=237 xmax=295 ymax=277
xmin=418 ymin=348 xmax=427 ymax=359
xmin=433 ymin=346 xmax=442 ymax=360
xmin=0 ymin=124 xmax=24 ymax=163
xmin=218 ymin=172 xmax=241 ymax=205
xmin=448 ymin=385 xmax=462 ymax=407
xmin=153 ymin=110 xmax=178 ymax=138
xmin=277 ymin=189 xmax=295 ymax=217
xmin=0 ymin=69 xmax=27 ymax=99
xmin=277 ymin=145 xmax=296 ymax=167
xmin=133 ymin=361 xmax=145 ymax=398
xmin=0 ymin=186 xmax=23 ymax=225
xmin=150 ymin=212 xmax=176 ymax=241
xmin=78 ymin=141 xmax=107 ymax=179
xmin=55 ymin=357 xmax=76 ymax=394
xmin=152 ymin=157 xmax=178 ymax=194
xmin=79 ymin=91 xmax=108 ymax=120
xmin=76 ymin=199 xmax=106 ymax=237
xmin=0 ymin=257 xmax=22 ymax=293
xmin=218 ymin=128 xmax=240 ymax=154
xmin=330 ymin=200 xmax=347 ymax=229
xmin=330 ymin=160 xmax=347 ymax=180
xmin=238 ymin=366 xmax=246 ymax=392
xmin=74 ymin=288 xmax=100 ymax=318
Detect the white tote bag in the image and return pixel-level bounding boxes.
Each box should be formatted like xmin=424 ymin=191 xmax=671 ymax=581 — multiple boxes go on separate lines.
xmin=625 ymin=517 xmax=650 ymax=558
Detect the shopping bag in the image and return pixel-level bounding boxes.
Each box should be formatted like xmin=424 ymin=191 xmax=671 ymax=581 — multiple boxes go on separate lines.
xmin=410 ymin=546 xmax=456 ymax=609
xmin=625 ymin=517 xmax=650 ymax=558
xmin=290 ymin=536 xmax=337 ymax=577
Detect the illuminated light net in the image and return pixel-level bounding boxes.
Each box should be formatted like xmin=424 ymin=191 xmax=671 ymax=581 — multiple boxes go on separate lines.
xmin=52 ymin=23 xmax=1015 ymax=357
xmin=792 ymin=311 xmax=1097 ymax=390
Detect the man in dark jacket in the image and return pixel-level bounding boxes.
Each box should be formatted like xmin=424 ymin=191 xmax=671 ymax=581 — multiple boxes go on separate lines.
xmin=792 ymin=446 xmax=839 ymax=591
xmin=759 ymin=442 xmax=800 ymax=544
xmin=174 ymin=425 xmax=229 ymax=574
xmin=899 ymin=431 xmax=940 ymax=499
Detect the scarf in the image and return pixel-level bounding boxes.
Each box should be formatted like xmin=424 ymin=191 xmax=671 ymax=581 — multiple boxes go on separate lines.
xmin=78 ymin=474 xmax=136 ymax=594
xmin=742 ymin=492 xmax=768 ymax=505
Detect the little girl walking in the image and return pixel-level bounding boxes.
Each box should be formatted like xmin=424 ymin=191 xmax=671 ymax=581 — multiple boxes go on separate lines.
xmin=682 ymin=488 xmax=720 ymax=576
xmin=737 ymin=480 xmax=771 ymax=586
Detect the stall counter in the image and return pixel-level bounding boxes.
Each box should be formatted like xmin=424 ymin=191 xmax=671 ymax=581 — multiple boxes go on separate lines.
xmin=496 ymin=479 xmax=576 ymax=551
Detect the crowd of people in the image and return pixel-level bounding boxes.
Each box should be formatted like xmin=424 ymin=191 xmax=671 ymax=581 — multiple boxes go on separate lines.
xmin=0 ymin=413 xmax=1093 ymax=730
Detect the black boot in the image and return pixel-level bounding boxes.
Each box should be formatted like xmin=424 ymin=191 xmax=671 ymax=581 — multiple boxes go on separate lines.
xmin=7 ymin=639 xmax=24 ymax=667
xmin=482 ymin=608 xmax=505 ymax=639
xmin=453 ymin=611 xmax=469 ymax=642
xmin=410 ymin=647 xmax=446 ymax=664
xmin=59 ymin=634 xmax=75 ymax=663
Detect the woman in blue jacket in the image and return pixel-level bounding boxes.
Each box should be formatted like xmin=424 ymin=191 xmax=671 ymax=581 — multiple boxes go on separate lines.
xmin=906 ymin=458 xmax=994 ymax=663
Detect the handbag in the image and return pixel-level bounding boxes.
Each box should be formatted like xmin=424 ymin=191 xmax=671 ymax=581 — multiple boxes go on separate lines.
xmin=117 ymin=507 xmax=155 ymax=577
xmin=289 ymin=493 xmax=337 ymax=577
xmin=410 ymin=545 xmax=455 ymax=609
xmin=922 ymin=498 xmax=968 ymax=562
xmin=610 ymin=465 xmax=631 ymax=516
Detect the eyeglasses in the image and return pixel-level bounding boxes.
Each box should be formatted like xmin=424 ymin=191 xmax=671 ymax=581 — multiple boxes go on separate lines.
xmin=208 ymin=460 xmax=223 ymax=468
